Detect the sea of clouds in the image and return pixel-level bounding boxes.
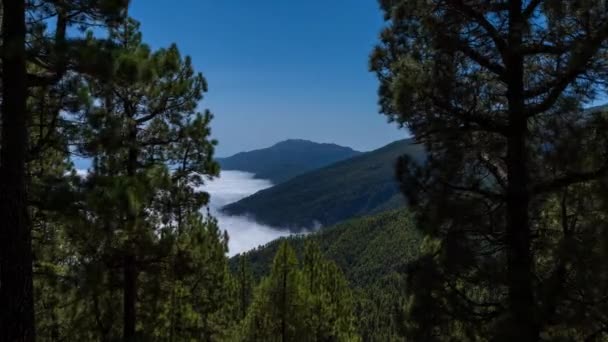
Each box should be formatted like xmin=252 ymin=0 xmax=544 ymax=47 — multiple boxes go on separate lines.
xmin=202 ymin=170 xmax=293 ymax=256
xmin=74 ymin=168 xmax=293 ymax=256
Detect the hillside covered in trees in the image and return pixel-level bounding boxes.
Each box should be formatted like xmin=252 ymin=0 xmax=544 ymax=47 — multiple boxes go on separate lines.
xmin=222 ymin=139 xmax=425 ymax=230
xmin=235 ymin=209 xmax=421 ymax=287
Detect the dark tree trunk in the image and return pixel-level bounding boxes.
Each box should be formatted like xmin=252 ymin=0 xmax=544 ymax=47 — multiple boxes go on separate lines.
xmin=505 ymin=1 xmax=538 ymax=340
xmin=240 ymin=264 xmax=247 ymax=319
xmin=123 ymin=253 xmax=137 ymax=341
xmin=0 ymin=0 xmax=36 ymax=341
xmin=123 ymin=120 xmax=138 ymax=341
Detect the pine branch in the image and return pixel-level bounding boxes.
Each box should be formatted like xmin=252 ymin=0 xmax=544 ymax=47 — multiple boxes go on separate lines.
xmin=450 ymin=0 xmax=508 ymax=58
xmin=520 ymin=42 xmax=571 ymax=56
xmin=531 ymin=163 xmax=608 ymax=194
xmin=440 ymin=180 xmax=504 ymax=200
xmin=526 ymin=22 xmax=608 ymax=117
xmin=454 ymin=37 xmax=507 ymax=78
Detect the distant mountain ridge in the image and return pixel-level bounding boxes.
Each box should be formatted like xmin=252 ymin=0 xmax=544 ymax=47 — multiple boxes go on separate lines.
xmin=222 ymin=138 xmax=425 ymax=231
xmin=217 ymin=139 xmax=361 ymax=184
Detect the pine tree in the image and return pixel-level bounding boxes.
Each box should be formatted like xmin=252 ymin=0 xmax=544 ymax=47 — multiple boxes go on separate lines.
xmin=371 ymin=1 xmax=608 ymax=340
xmin=67 ymin=18 xmax=226 ymax=340
xmin=353 ymin=275 xmax=409 ymax=342
xmin=272 ymin=242 xmax=302 ymax=342
xmin=1 ymin=1 xmax=127 ymax=340
xmin=300 ymin=241 xmax=358 ymax=341
xmin=236 ymin=255 xmax=255 ymax=320
xmin=241 ymin=242 xmax=302 ymax=341
xmin=241 ymin=241 xmax=359 ymax=341
xmin=139 ymin=216 xmax=236 ymax=342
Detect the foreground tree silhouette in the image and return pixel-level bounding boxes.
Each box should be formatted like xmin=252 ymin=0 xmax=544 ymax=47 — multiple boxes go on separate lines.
xmin=0 ymin=1 xmax=126 ymax=340
xmin=1 ymin=1 xmax=31 ymax=338
xmin=372 ymin=1 xmax=608 ymax=340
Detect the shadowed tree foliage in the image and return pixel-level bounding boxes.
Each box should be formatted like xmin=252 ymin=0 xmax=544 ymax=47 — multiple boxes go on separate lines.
xmin=371 ymin=0 xmax=608 ymax=340
xmin=7 ymin=0 xmax=608 ymax=340
xmin=3 ymin=9 xmax=234 ymax=340
xmin=1 ymin=1 xmax=128 ymax=340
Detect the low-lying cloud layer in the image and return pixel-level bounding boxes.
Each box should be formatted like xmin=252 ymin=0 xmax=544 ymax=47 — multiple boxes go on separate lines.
xmin=202 ymin=170 xmax=293 ymax=256
xmin=74 ymin=168 xmax=292 ymax=256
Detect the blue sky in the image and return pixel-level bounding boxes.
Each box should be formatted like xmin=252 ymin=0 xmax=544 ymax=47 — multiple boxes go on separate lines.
xmin=128 ymin=0 xmax=406 ymax=157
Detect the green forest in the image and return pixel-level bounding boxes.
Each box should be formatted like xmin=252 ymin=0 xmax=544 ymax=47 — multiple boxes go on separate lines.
xmin=2 ymin=0 xmax=608 ymax=341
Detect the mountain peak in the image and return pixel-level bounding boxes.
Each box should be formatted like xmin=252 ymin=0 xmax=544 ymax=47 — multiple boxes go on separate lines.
xmin=217 ymin=139 xmax=362 ymax=183
xmin=271 ymin=139 xmax=354 ymax=150
xmin=222 ymin=138 xmax=425 ymax=230
xmin=275 ymin=138 xmax=312 ymax=144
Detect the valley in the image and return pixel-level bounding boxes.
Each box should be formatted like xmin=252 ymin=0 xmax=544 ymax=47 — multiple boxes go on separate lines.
xmin=221 ymin=138 xmax=425 ymax=230
xmin=202 ymin=170 xmax=292 ymax=256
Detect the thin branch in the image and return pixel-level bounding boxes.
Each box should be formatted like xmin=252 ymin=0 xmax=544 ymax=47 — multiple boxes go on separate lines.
xmin=440 ymin=180 xmax=504 ymax=200
xmin=526 ymin=22 xmax=608 ymax=117
xmin=532 ymin=164 xmax=608 ymax=194
xmin=450 ymin=0 xmax=508 ymax=58
xmin=522 ymin=0 xmax=543 ymax=19
xmin=456 ymin=38 xmax=507 ymax=78
xmin=520 ymin=42 xmax=570 ymax=56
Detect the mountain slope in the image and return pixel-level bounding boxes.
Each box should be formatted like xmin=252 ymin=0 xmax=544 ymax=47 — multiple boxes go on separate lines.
xmin=222 ymin=139 xmax=425 ymax=230
xmin=217 ymin=139 xmax=361 ymax=184
xmin=235 ymin=209 xmax=421 ymax=287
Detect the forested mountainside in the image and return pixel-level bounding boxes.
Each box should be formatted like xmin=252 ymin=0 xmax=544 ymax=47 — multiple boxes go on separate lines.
xmin=222 ymin=139 xmax=425 ymax=230
xmin=217 ymin=139 xmax=361 ymax=184
xmin=233 ymin=209 xmax=423 ymax=339
xmin=233 ymin=209 xmax=421 ymax=287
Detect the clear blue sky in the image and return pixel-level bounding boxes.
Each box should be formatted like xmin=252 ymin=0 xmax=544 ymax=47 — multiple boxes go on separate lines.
xmin=128 ymin=0 xmax=406 ymax=157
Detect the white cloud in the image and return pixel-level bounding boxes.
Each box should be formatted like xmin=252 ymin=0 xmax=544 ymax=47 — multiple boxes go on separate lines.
xmin=72 ymin=168 xmax=294 ymax=256
xmin=202 ymin=170 xmax=294 ymax=256
xmin=75 ymin=169 xmax=89 ymax=178
xmin=202 ymin=171 xmax=273 ymax=208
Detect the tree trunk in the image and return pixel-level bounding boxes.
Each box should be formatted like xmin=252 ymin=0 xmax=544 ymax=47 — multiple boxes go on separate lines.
xmin=123 ymin=120 xmax=138 ymax=341
xmin=123 ymin=253 xmax=137 ymax=341
xmin=0 ymin=0 xmax=36 ymax=341
xmin=281 ymin=254 xmax=287 ymax=342
xmin=239 ymin=261 xmax=248 ymax=319
xmin=505 ymin=1 xmax=538 ymax=340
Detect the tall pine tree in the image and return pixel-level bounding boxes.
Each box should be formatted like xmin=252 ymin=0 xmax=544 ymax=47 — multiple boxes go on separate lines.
xmin=66 ymin=18 xmax=228 ymax=340
xmin=241 ymin=241 xmax=359 ymax=341
xmin=371 ymin=1 xmax=608 ymax=340
xmin=1 ymin=1 xmax=127 ymax=340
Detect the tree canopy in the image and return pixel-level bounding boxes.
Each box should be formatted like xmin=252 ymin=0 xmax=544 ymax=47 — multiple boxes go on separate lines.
xmin=371 ymin=0 xmax=608 ymax=340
